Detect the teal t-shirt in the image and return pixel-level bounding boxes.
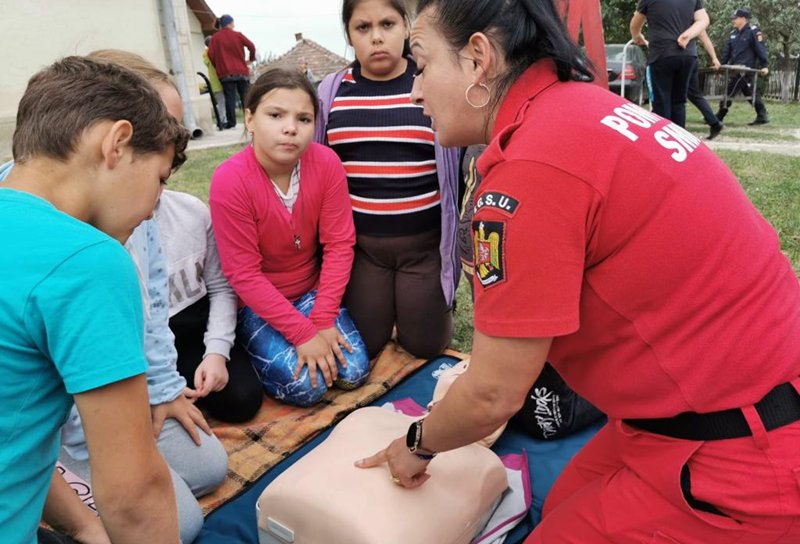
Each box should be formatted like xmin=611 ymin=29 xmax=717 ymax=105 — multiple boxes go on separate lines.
xmin=0 ymin=188 xmax=148 ymax=543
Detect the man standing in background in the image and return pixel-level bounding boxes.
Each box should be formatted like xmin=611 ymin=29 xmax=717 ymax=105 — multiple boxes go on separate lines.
xmin=717 ymin=8 xmax=769 ymax=125
xmin=208 ymin=14 xmax=256 ymax=129
xmin=630 ymin=0 xmax=709 ymax=127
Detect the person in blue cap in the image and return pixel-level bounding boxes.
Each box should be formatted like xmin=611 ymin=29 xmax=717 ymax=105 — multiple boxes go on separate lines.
xmin=208 ymin=14 xmax=256 ymax=129
xmin=716 ymin=8 xmax=769 ymax=125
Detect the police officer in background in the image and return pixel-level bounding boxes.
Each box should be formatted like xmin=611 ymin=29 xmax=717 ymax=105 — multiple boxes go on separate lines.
xmin=717 ymin=8 xmax=769 ymax=125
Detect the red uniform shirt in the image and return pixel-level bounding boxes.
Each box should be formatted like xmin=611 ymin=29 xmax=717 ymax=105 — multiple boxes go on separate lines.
xmin=473 ymin=61 xmax=800 ymax=419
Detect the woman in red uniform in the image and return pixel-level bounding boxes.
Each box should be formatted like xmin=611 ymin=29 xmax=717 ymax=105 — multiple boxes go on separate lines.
xmin=357 ymin=0 xmax=800 ymax=542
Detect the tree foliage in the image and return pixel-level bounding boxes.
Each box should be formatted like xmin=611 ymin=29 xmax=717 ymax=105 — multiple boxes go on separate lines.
xmin=704 ymin=0 xmax=800 ymax=70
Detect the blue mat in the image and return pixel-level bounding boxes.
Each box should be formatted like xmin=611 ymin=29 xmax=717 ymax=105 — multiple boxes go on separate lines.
xmin=197 ymin=355 xmax=603 ymax=543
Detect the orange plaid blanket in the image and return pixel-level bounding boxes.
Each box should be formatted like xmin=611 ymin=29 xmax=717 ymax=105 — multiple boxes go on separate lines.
xmin=199 ymin=341 xmax=453 ymax=513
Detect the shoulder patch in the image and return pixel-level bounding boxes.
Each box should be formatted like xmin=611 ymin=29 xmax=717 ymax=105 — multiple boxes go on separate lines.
xmin=473 ymin=191 xmax=520 ymax=217
xmin=472 ymin=220 xmax=507 ymax=288
xmin=756 ymin=32 xmax=763 ymax=42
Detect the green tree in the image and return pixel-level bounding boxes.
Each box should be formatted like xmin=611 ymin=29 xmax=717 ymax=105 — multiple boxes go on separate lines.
xmin=601 ymin=0 xmax=799 ymax=100
xmin=601 ymin=0 xmax=637 ymax=44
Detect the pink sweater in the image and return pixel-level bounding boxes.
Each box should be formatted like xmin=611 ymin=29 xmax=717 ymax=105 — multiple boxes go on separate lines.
xmin=210 ymin=143 xmax=355 ymax=346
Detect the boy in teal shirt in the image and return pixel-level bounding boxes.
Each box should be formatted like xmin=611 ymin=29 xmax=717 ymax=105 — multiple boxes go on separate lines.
xmin=0 ymin=56 xmax=187 ymax=543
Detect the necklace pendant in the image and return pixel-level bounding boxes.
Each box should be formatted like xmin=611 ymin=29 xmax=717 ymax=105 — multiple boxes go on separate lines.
xmin=294 ymin=234 xmax=301 ymax=251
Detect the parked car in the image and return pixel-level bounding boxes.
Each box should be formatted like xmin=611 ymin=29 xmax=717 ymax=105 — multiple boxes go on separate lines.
xmin=606 ymin=44 xmax=648 ymax=104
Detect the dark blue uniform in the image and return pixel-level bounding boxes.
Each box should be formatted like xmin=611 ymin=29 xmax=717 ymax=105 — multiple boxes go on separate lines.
xmin=722 ymin=24 xmax=768 ymax=69
xmin=717 ymin=24 xmax=769 ymax=123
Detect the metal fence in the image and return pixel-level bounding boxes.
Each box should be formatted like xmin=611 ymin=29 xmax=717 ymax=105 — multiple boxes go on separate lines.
xmin=762 ymin=66 xmax=799 ymax=101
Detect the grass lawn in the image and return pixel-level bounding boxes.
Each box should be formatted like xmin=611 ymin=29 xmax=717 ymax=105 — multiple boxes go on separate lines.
xmin=170 ymin=145 xmax=800 ymax=353
xmin=685 ymin=99 xmax=800 ymax=143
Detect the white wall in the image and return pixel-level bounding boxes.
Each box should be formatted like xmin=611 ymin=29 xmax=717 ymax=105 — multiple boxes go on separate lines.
xmin=0 ymin=0 xmax=212 ymax=160
xmin=176 ymin=1 xmax=215 ymax=134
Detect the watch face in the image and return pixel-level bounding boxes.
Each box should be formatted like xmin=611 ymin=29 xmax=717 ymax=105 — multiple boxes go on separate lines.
xmin=406 ymin=420 xmax=421 ymax=451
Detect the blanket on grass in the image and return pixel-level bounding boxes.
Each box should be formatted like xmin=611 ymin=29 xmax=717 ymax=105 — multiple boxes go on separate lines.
xmin=199 ymin=341 xmax=464 ymax=513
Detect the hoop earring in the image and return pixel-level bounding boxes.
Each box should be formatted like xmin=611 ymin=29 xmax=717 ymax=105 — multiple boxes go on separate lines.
xmin=465 ymin=82 xmax=490 ymax=109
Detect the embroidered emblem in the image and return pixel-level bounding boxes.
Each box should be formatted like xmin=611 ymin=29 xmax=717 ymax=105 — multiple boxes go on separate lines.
xmin=472 ymin=220 xmax=506 ymax=288
xmin=756 ymin=32 xmax=763 ymax=42
xmin=473 ymin=191 xmax=520 ymax=217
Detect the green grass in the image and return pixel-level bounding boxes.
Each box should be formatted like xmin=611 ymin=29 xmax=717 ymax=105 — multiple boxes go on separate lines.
xmin=685 ymin=99 xmax=800 ymax=143
xmin=169 ymin=144 xmax=242 ymax=202
xmin=707 ymin=129 xmax=797 ymax=142
xmin=169 ymin=144 xmax=800 ymax=353
xmin=717 ymin=151 xmax=800 ymax=275
xmin=452 ymin=279 xmax=475 ymax=353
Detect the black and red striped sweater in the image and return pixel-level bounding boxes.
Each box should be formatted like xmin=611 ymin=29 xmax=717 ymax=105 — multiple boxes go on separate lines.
xmin=326 ymin=60 xmax=441 ymax=237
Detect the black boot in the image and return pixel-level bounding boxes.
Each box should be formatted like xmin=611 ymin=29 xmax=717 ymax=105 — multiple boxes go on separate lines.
xmin=749 ymin=103 xmax=769 ymax=125
xmin=707 ymin=123 xmax=724 ymax=140
xmin=716 ymin=108 xmax=728 ymax=122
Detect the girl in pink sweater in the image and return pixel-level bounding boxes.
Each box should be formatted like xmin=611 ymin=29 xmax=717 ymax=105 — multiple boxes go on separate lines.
xmin=210 ymin=69 xmax=369 ymax=407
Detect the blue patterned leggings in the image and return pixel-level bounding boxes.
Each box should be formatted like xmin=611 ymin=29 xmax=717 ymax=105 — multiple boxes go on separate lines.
xmin=238 ymin=291 xmax=370 ymax=407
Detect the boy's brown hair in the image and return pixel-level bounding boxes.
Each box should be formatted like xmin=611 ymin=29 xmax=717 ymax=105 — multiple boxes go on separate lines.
xmin=12 ymin=56 xmax=188 ymax=169
xmin=88 ymin=49 xmax=177 ymax=91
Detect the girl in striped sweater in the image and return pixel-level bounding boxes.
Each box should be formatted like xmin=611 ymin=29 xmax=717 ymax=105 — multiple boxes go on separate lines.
xmin=316 ymin=0 xmax=461 ymax=359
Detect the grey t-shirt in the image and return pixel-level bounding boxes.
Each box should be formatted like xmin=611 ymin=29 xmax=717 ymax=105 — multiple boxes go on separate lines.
xmin=637 ymin=0 xmax=702 ymax=62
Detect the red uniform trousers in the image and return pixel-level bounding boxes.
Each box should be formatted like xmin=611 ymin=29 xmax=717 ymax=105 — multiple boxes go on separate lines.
xmin=526 ymin=411 xmax=800 ymax=543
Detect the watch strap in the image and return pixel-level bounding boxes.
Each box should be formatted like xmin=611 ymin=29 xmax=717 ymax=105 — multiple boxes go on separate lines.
xmin=406 ymin=419 xmax=437 ymax=459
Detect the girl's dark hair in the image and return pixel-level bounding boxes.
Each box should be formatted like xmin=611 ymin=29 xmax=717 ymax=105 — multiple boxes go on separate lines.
xmin=416 ymin=0 xmax=593 ymax=109
xmin=245 ymin=68 xmax=319 ymax=119
xmin=341 ymin=0 xmax=412 ymax=65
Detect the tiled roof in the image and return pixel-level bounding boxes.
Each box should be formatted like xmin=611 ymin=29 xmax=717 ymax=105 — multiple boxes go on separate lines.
xmin=259 ymin=34 xmax=351 ymax=83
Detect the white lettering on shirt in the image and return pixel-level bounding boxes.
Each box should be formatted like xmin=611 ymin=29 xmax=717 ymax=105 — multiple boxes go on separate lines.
xmin=599 ymin=103 xmax=701 ymax=163
xmin=600 ymin=115 xmax=639 ymax=142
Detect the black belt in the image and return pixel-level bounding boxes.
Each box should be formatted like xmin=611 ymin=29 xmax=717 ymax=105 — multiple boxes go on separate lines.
xmin=624 ymin=381 xmax=800 ymax=441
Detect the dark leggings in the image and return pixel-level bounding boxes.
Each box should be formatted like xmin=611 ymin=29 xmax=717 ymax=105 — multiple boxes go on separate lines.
xmin=344 ymin=228 xmax=453 ymax=359
xmin=170 ymin=295 xmax=263 ymax=423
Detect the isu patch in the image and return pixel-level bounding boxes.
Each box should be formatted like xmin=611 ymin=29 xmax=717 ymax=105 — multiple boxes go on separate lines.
xmin=472 ymin=220 xmax=506 ymax=288
xmin=473 ymin=191 xmax=520 ymax=217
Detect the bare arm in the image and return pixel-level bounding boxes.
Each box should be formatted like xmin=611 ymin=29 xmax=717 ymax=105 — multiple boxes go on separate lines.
xmin=678 ymin=9 xmax=710 ymax=48
xmin=42 ymin=469 xmax=109 ymax=544
xmin=419 ymin=331 xmax=550 ymax=451
xmin=357 ymin=331 xmax=551 ymax=487
xmin=698 ymin=30 xmax=720 ymax=69
xmin=630 ymin=12 xmax=648 ymax=46
xmin=75 ymin=375 xmax=179 ymax=544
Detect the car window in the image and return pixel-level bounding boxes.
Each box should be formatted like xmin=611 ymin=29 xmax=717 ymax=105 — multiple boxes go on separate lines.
xmin=605 ymin=45 xmax=644 ymax=63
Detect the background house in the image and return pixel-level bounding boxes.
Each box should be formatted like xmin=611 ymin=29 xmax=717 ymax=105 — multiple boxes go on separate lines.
xmin=258 ymin=33 xmax=350 ymax=84
xmin=0 ymin=0 xmax=220 ymax=161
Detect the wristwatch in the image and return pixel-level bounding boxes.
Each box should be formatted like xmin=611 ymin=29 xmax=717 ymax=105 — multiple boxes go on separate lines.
xmin=406 ymin=418 xmax=437 ymax=460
